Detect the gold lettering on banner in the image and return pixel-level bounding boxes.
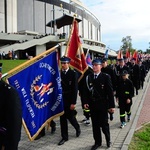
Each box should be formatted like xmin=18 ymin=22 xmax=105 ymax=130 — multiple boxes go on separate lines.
xmin=31 ymin=121 xmax=36 ymax=129
xmin=25 ymin=99 xmax=35 ymax=118
xmin=14 ymin=80 xmax=20 ymax=89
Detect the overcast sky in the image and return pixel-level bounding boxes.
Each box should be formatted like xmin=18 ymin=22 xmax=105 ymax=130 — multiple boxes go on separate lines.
xmin=62 ymin=0 xmax=150 ymax=51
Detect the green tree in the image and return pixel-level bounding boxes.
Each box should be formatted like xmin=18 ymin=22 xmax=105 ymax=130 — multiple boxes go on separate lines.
xmin=146 ymin=42 xmax=150 ymax=53
xmin=121 ymin=36 xmax=132 ymax=51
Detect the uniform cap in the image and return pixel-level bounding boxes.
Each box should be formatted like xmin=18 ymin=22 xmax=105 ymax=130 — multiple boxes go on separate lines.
xmin=131 ymin=58 xmax=136 ymax=61
xmin=121 ymin=70 xmax=128 ymax=76
xmin=101 ymin=58 xmax=108 ymax=63
xmin=60 ymin=56 xmax=71 ymax=63
xmin=92 ymin=59 xmax=102 ymax=65
xmin=118 ymin=58 xmax=124 ymax=62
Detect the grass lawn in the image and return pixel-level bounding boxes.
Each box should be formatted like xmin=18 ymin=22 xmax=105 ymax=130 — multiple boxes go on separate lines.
xmin=129 ymin=123 xmax=150 ymax=150
xmin=0 ymin=60 xmax=27 ymax=74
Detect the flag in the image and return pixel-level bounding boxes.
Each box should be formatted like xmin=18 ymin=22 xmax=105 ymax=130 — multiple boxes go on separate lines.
xmin=117 ymin=50 xmax=123 ymax=59
xmin=65 ymin=19 xmax=88 ymax=81
xmin=7 ymin=51 xmax=63 ymax=141
xmin=132 ymin=50 xmax=138 ymax=63
xmin=86 ymin=53 xmax=92 ymax=68
xmin=104 ymin=49 xmax=109 ymax=58
xmin=126 ymin=48 xmax=130 ymax=58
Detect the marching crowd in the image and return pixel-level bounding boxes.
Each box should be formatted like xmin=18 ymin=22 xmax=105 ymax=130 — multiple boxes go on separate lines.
xmin=0 ymin=55 xmax=150 ymax=150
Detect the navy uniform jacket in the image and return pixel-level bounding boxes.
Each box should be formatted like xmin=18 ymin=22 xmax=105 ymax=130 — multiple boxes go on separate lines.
xmin=78 ymin=67 xmax=93 ymax=98
xmin=116 ymin=65 xmax=130 ymax=85
xmin=139 ymin=64 xmax=146 ymax=81
xmin=83 ymin=72 xmax=115 ymax=111
xmin=101 ymin=66 xmax=117 ymax=91
xmin=0 ymin=80 xmax=22 ymax=150
xmin=130 ymin=64 xmax=141 ymax=88
xmin=61 ymin=68 xmax=78 ymax=108
xmin=116 ymin=78 xmax=134 ymax=104
xmin=116 ymin=65 xmax=130 ymax=76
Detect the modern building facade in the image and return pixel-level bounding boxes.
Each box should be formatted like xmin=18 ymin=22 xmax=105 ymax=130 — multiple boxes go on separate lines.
xmin=0 ymin=0 xmax=117 ymax=59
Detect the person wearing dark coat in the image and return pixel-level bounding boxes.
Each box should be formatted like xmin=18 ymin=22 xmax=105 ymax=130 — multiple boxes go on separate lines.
xmin=101 ymin=58 xmax=117 ymax=121
xmin=0 ymin=75 xmax=22 ymax=150
xmin=116 ymin=70 xmax=134 ymax=128
xmin=115 ymin=58 xmax=130 ymax=107
xmin=83 ymin=59 xmax=115 ymax=150
xmin=130 ymin=58 xmax=141 ymax=95
xmin=116 ymin=58 xmax=130 ymax=85
xmin=58 ymin=56 xmax=81 ymax=146
xmin=78 ymin=67 xmax=93 ymax=125
xmin=138 ymin=59 xmax=146 ymax=89
xmin=101 ymin=58 xmax=117 ymax=92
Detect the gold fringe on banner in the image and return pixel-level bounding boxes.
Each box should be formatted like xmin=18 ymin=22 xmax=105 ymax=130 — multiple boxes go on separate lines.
xmin=4 ymin=43 xmax=61 ymax=80
xmin=4 ymin=43 xmax=64 ymax=141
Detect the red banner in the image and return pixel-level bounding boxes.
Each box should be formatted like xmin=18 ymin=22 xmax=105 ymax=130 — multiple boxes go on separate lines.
xmin=65 ymin=20 xmax=88 ymax=75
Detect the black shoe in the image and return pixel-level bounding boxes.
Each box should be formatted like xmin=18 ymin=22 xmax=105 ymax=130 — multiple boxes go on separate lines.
xmin=58 ymin=139 xmax=68 ymax=145
xmin=109 ymin=113 xmax=113 ymax=121
xmin=34 ymin=132 xmax=45 ymax=140
xmin=127 ymin=115 xmax=131 ymax=122
xmin=76 ymin=128 xmax=81 ymax=137
xmin=107 ymin=141 xmax=111 ymax=148
xmin=51 ymin=126 xmax=56 ymax=134
xmin=91 ymin=144 xmax=101 ymax=150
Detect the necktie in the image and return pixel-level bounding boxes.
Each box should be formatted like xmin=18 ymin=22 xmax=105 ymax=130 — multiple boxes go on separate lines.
xmin=94 ymin=75 xmax=97 ymax=79
xmin=63 ymin=70 xmax=66 ymax=74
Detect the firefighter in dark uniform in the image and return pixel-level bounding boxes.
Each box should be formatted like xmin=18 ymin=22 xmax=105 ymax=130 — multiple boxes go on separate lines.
xmin=78 ymin=67 xmax=93 ymax=125
xmin=130 ymin=58 xmax=141 ymax=95
xmin=101 ymin=58 xmax=117 ymax=121
xmin=83 ymin=59 xmax=115 ymax=150
xmin=116 ymin=70 xmax=134 ymax=128
xmin=58 ymin=56 xmax=81 ymax=145
xmin=0 ymin=73 xmax=22 ymax=150
xmin=116 ymin=58 xmax=130 ymax=83
xmin=138 ymin=59 xmax=146 ymax=89
xmin=124 ymin=57 xmax=132 ymax=68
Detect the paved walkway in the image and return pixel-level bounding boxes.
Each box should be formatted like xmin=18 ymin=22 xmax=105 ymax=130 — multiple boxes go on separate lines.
xmin=18 ymin=72 xmax=150 ymax=150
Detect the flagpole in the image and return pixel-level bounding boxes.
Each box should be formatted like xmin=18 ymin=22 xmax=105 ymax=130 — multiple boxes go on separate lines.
xmin=65 ymin=13 xmax=77 ymax=56
xmin=2 ymin=43 xmax=62 ymax=79
xmin=85 ymin=48 xmax=90 ymax=58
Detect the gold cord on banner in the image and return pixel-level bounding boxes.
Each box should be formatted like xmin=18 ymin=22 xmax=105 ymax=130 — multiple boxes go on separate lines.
xmin=4 ymin=44 xmax=61 ymax=80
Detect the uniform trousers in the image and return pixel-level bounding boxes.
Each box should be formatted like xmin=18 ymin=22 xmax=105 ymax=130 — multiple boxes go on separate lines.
xmin=90 ymin=109 xmax=110 ymax=145
xmin=119 ymin=100 xmax=132 ymax=122
xmin=60 ymin=107 xmax=80 ymax=140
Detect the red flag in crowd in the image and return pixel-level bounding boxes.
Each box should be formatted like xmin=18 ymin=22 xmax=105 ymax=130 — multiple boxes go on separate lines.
xmin=117 ymin=50 xmax=123 ymax=59
xmin=126 ymin=48 xmax=130 ymax=58
xmin=65 ymin=19 xmax=88 ymax=81
xmin=132 ymin=50 xmax=138 ymax=63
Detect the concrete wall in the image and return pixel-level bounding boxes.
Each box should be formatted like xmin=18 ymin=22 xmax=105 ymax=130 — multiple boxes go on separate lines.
xmin=17 ymin=0 xmax=34 ymax=31
xmin=0 ymin=0 xmax=5 ymax=32
xmin=0 ymin=0 xmax=102 ymax=43
xmin=7 ymin=0 xmax=17 ymax=32
xmin=36 ymin=44 xmax=46 ymax=56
